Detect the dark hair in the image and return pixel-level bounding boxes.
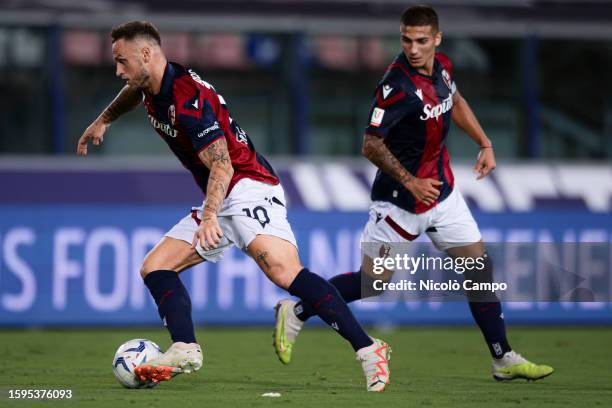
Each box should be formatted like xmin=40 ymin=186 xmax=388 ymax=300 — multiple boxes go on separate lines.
xmin=110 ymin=21 xmax=161 ymax=45
xmin=400 ymin=5 xmax=439 ymax=32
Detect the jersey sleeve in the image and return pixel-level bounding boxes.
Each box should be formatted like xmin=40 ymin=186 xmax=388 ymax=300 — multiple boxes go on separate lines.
xmin=364 ymin=80 xmax=419 ymax=138
xmin=177 ymin=92 xmax=225 ymax=153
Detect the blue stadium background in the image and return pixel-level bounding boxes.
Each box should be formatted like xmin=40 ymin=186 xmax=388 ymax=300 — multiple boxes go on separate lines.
xmin=1 ymin=162 xmax=610 ymax=326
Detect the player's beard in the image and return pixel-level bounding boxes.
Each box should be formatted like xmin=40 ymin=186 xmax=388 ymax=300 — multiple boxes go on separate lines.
xmin=131 ymin=64 xmax=151 ymax=91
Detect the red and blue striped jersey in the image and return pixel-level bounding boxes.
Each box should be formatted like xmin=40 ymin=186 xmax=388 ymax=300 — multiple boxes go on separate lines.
xmin=365 ymin=52 xmax=456 ymax=214
xmin=143 ymin=62 xmax=279 ymax=197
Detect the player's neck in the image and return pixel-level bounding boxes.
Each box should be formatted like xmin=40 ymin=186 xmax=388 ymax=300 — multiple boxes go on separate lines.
xmin=416 ymin=58 xmax=435 ymax=76
xmin=148 ymin=57 xmax=168 ymax=95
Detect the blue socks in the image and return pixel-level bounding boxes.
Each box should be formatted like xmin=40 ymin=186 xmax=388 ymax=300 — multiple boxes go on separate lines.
xmin=468 ymin=301 xmax=511 ymax=358
xmin=142 ymin=265 xmax=509 ymax=358
xmin=288 ymin=268 xmax=372 ymax=351
xmin=144 ymin=270 xmax=196 ymax=344
xmin=143 ymin=268 xmax=372 ymax=351
xmin=464 ymin=253 xmax=511 ymax=358
xmin=294 ymin=271 xmax=362 ymax=321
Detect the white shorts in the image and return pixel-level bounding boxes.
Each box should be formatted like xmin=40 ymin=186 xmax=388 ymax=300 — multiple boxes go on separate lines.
xmin=165 ymin=178 xmax=297 ymax=262
xmin=360 ymin=187 xmax=481 ymax=255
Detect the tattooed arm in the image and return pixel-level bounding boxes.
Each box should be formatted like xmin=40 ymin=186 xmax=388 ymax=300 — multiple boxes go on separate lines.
xmin=77 ymin=85 xmax=143 ymax=155
xmin=191 ymin=137 xmax=235 ymax=250
xmin=362 ymin=133 xmax=441 ymax=206
xmin=99 ymin=85 xmax=143 ymax=123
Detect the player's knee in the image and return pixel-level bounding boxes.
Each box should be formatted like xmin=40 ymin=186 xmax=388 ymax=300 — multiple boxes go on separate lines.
xmin=268 ymin=265 xmax=300 ymax=290
xmin=140 ymin=256 xmax=165 ymax=279
xmin=139 ymin=247 xmax=177 ymax=278
xmin=139 ymin=262 xmax=154 ymax=279
xmin=140 ymin=262 xmax=181 ymax=279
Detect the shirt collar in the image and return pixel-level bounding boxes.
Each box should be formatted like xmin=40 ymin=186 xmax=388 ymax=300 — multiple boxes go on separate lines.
xmin=158 ymin=62 xmax=175 ymax=96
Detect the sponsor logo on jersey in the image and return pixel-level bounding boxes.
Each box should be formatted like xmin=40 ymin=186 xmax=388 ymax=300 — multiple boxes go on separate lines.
xmin=168 ymin=104 xmax=176 ymax=126
xmin=230 ymin=121 xmax=249 ymax=145
xmin=235 ymin=126 xmax=248 ymax=145
xmin=148 ymin=114 xmax=177 ymax=138
xmin=183 ymin=93 xmax=201 ymax=111
xmin=197 ymin=121 xmax=220 ymax=138
xmin=188 ymin=69 xmax=227 ymax=106
xmin=188 ymin=69 xmax=214 ymax=90
xmin=370 ymin=107 xmax=385 ymax=127
xmin=420 ymin=92 xmax=453 ymax=121
xmin=382 ymin=84 xmax=393 ymax=99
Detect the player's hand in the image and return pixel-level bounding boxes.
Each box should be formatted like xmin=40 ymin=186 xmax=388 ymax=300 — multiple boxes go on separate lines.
xmin=192 ymin=213 xmax=224 ymax=251
xmin=474 ymin=146 xmax=496 ymax=180
xmin=407 ymin=178 xmax=442 ymax=206
xmin=77 ymin=120 xmax=109 ymax=156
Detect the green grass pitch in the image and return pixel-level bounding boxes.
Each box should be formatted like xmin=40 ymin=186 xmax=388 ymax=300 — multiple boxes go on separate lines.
xmin=1 ymin=327 xmax=611 ymax=407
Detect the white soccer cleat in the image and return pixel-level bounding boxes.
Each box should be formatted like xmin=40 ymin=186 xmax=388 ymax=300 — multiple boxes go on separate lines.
xmin=273 ymin=299 xmax=304 ymax=364
xmin=135 ymin=342 xmax=203 ymax=383
xmin=356 ymin=338 xmax=391 ymax=392
xmin=492 ymin=350 xmax=554 ymax=381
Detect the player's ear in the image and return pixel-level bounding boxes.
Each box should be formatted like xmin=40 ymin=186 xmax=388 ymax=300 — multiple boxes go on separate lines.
xmin=434 ymin=30 xmax=442 ymax=47
xmin=141 ymin=46 xmax=151 ymax=63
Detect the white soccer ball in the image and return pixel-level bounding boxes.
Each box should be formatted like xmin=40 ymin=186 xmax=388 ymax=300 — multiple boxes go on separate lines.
xmin=112 ymin=338 xmax=163 ymax=389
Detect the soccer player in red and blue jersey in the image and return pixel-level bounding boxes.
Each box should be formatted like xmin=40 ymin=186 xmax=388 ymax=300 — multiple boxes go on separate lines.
xmin=77 ymin=21 xmax=390 ymax=391
xmin=274 ymin=5 xmax=553 ymax=382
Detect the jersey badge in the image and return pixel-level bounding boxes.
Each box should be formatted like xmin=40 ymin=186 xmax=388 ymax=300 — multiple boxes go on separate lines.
xmin=370 ymin=107 xmax=385 ymax=127
xmin=378 ymin=244 xmax=391 ymax=259
xmin=168 ymin=104 xmax=176 ymax=126
xmin=441 ymin=69 xmax=453 ymax=91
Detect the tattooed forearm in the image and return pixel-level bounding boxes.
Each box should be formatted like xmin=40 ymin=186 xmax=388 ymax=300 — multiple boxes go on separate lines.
xmin=99 ymin=85 xmax=143 ymax=124
xmin=255 ymin=250 xmax=271 ymax=271
xmin=198 ymin=138 xmax=234 ymax=218
xmin=362 ymin=134 xmax=415 ymax=187
xmin=203 ymin=173 xmax=230 ymax=217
